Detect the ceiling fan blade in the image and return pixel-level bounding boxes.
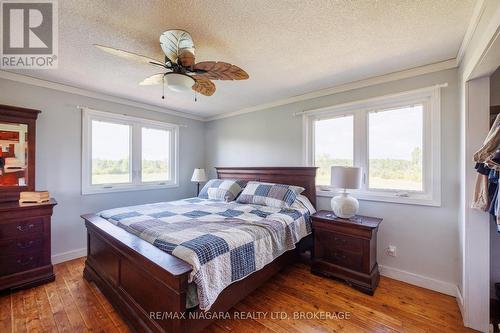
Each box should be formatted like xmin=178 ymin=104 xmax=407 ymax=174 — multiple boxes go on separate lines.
xmin=95 ymin=44 xmax=164 ymax=67
xmin=160 ymin=30 xmax=195 ymax=65
xmin=139 ymin=73 xmax=165 ymax=86
xmin=193 ymin=61 xmax=249 ymax=80
xmin=192 ymin=76 xmax=216 ymax=96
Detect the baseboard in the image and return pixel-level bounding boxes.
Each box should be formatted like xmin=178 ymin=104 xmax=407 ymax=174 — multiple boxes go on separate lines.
xmin=52 ymin=248 xmax=87 ymax=264
xmin=379 ymin=265 xmax=457 ymax=297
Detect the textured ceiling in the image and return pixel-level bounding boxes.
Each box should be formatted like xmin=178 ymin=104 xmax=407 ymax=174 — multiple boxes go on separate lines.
xmin=8 ymin=0 xmax=476 ymax=118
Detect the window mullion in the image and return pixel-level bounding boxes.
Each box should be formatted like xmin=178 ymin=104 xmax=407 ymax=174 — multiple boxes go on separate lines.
xmin=355 ymin=110 xmax=368 ymax=191
xmin=132 ymin=123 xmax=141 ymax=185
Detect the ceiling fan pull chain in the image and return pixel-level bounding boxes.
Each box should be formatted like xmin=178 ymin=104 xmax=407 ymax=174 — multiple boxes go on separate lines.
xmin=194 ymin=91 xmax=197 ymax=102
xmin=162 ymin=75 xmax=165 ymax=100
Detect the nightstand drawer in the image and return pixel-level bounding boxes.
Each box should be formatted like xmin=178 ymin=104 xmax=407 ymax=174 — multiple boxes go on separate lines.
xmin=329 ymin=232 xmax=363 ymax=254
xmin=315 ymin=246 xmax=363 ymax=271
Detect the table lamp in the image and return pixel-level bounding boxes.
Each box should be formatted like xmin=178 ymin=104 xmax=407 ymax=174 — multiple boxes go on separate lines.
xmin=191 ymin=168 xmax=207 ymax=195
xmin=330 ymin=166 xmax=362 ymax=218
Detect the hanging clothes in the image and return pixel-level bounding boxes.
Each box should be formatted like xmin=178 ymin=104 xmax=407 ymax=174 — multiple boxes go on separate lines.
xmin=474 ymin=114 xmax=500 ymax=164
xmin=472 ymin=163 xmax=490 ymax=211
xmin=472 ymin=113 xmax=500 ymax=233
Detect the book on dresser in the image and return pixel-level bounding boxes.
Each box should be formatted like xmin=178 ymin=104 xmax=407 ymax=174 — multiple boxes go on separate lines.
xmin=19 ymin=191 xmax=50 ymax=204
xmin=0 ymin=104 xmax=57 ymax=291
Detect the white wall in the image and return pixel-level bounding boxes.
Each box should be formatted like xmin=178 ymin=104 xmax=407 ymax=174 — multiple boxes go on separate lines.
xmin=205 ymin=69 xmax=460 ymax=292
xmin=0 ymin=77 xmax=205 ymax=263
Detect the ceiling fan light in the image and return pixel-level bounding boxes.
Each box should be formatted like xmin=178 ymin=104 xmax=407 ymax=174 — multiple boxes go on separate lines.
xmin=165 ymin=73 xmax=195 ymax=92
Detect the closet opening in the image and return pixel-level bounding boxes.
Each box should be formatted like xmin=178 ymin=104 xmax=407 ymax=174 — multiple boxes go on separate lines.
xmin=490 ymin=66 xmax=500 ymax=333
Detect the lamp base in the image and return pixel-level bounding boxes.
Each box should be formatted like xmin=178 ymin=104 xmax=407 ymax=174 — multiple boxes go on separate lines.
xmin=331 ymin=192 xmax=359 ymax=219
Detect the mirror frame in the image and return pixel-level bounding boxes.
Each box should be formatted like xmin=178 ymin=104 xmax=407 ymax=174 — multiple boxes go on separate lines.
xmin=0 ymin=104 xmax=40 ymax=203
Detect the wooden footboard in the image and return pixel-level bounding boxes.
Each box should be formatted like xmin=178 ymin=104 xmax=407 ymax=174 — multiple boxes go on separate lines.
xmin=83 ymin=214 xmax=192 ymax=333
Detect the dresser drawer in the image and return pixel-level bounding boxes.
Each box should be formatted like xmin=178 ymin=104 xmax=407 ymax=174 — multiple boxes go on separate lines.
xmin=0 ymin=218 xmax=44 ymax=238
xmin=0 ymin=236 xmax=43 ymax=256
xmin=0 ymin=252 xmax=43 ymax=275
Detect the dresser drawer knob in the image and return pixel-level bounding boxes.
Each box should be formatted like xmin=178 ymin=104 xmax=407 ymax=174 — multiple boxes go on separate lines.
xmin=17 ymin=223 xmax=35 ymax=232
xmin=16 ymin=256 xmax=34 ymax=266
xmin=333 ymin=252 xmax=347 ymax=260
xmin=334 ymin=237 xmax=347 ymax=244
xmin=17 ymin=240 xmax=34 ymax=249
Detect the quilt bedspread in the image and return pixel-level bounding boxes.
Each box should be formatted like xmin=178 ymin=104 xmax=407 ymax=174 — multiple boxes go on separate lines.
xmin=98 ymin=198 xmax=312 ymax=310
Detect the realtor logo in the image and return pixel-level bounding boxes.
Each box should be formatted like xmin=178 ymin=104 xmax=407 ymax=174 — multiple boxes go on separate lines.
xmin=1 ymin=0 xmax=58 ymax=68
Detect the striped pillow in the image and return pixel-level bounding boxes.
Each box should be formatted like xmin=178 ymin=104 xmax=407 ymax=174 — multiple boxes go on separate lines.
xmin=236 ymin=181 xmax=304 ymax=208
xmin=198 ymin=179 xmax=245 ymax=202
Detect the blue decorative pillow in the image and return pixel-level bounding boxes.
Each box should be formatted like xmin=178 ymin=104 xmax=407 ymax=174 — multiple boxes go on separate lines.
xmin=198 ymin=179 xmax=246 ymax=202
xmin=236 ymin=181 xmax=304 ymax=208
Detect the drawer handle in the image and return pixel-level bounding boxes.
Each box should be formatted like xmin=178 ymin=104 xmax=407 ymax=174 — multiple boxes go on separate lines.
xmin=17 ymin=223 xmax=35 ymax=232
xmin=16 ymin=256 xmax=34 ymax=266
xmin=334 ymin=237 xmax=347 ymax=244
xmin=334 ymin=252 xmax=347 ymax=260
xmin=17 ymin=240 xmax=34 ymax=249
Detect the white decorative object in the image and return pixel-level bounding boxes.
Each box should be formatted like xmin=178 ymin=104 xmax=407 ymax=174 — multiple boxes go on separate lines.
xmin=191 ymin=168 xmax=207 ymax=195
xmin=330 ymin=166 xmax=362 ymax=219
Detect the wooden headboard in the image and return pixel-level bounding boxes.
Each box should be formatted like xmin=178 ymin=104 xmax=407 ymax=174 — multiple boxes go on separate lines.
xmin=215 ymin=167 xmax=318 ymax=208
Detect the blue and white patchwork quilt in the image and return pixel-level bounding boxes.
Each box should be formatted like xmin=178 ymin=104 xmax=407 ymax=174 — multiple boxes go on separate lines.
xmin=98 ymin=197 xmax=312 ymax=311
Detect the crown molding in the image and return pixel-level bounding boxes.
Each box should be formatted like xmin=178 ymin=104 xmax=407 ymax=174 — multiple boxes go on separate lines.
xmin=0 ymin=70 xmax=205 ymax=121
xmin=456 ymin=0 xmax=487 ymax=66
xmin=1 ymin=57 xmax=458 ymax=123
xmin=206 ymin=58 xmax=457 ymax=121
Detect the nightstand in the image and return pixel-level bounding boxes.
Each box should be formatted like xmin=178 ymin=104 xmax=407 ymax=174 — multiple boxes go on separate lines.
xmin=311 ymin=210 xmax=382 ymax=295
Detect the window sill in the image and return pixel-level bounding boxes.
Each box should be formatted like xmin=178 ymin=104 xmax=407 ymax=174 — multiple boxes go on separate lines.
xmin=316 ymin=189 xmax=441 ymax=207
xmin=82 ymin=182 xmax=179 ymax=195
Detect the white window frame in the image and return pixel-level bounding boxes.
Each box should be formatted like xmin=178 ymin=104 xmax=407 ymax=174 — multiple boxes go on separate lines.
xmin=303 ymin=85 xmax=442 ymax=206
xmin=82 ymin=108 xmax=179 ymax=195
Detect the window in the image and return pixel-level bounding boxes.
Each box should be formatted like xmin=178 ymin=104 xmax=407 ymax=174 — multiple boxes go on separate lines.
xmin=304 ymin=86 xmax=441 ymax=206
xmin=82 ymin=109 xmax=179 ymax=194
xmin=314 ymin=115 xmax=354 ymax=185
xmin=368 ymin=105 xmax=423 ymax=192
xmin=141 ymin=127 xmax=171 ymax=183
xmin=91 ymin=120 xmax=131 ymax=185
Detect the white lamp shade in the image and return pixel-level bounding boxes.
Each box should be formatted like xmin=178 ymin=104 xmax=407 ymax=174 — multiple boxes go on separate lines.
xmin=165 ymin=73 xmax=195 ymax=92
xmin=330 ymin=166 xmax=362 ymax=189
xmin=191 ymin=168 xmax=207 ymax=182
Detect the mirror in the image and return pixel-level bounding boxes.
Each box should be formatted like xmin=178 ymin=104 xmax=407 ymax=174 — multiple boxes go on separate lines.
xmin=0 ymin=123 xmax=29 ymax=187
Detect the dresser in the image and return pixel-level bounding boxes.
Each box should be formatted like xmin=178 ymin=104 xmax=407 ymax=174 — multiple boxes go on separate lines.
xmin=0 ymin=104 xmax=56 ymax=291
xmin=0 ymin=199 xmax=57 ymax=291
xmin=311 ymin=210 xmax=382 ymax=295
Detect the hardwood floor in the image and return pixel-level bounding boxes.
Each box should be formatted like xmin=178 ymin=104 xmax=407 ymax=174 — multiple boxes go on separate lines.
xmin=0 ymin=257 xmax=475 ymax=333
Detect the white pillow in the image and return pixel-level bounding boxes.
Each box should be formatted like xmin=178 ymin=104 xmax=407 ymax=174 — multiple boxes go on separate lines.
xmin=291 ymin=194 xmax=316 ymax=214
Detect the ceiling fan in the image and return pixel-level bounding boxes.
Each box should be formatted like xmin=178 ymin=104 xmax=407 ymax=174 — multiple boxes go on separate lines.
xmin=95 ymin=29 xmax=249 ymax=100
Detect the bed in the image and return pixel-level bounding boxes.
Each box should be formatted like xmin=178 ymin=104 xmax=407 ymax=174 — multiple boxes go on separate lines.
xmin=81 ymin=167 xmax=317 ymax=333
